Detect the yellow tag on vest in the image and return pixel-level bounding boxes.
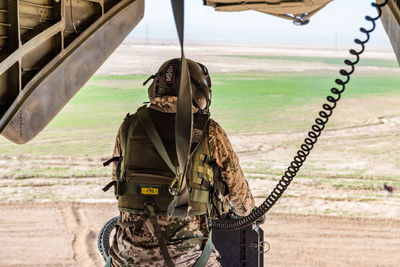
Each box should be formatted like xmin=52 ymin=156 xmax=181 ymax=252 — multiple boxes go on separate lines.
xmin=141 ymin=187 xmax=159 ymax=195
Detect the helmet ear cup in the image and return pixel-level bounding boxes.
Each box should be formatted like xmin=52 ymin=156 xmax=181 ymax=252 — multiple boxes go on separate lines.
xmin=188 ymin=60 xmax=212 ymax=111
xmin=197 ymin=62 xmax=211 ymax=88
xmin=191 ymin=83 xmax=208 ymax=110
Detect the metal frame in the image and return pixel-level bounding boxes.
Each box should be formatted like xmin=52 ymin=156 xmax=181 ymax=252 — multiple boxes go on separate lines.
xmin=0 ymin=0 xmax=144 ymax=143
xmin=380 ymin=0 xmax=400 ymax=64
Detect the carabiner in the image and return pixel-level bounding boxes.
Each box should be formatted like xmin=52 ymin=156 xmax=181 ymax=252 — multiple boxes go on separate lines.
xmin=169 ymin=177 xmax=179 ymax=196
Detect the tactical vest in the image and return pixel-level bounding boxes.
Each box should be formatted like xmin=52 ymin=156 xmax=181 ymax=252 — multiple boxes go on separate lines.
xmin=105 ymin=106 xmax=226 ymax=218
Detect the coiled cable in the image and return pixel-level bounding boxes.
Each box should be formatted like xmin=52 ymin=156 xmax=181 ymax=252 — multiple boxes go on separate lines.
xmin=212 ymin=0 xmax=389 ymax=230
xmin=98 ymin=216 xmax=119 ymax=262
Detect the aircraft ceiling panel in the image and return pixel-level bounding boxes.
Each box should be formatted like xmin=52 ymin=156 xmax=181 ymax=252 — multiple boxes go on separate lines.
xmin=204 ymin=0 xmax=333 ymax=15
xmin=205 ymin=0 xmax=330 ymax=4
xmin=380 ymin=0 xmax=400 ymax=64
xmin=0 ymin=0 xmax=144 ymax=144
xmin=215 ymin=4 xmax=327 ymax=15
xmin=206 ymin=0 xmax=400 ymax=62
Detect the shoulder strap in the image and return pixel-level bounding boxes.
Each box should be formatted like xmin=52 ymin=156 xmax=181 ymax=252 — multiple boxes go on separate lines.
xmin=137 ymin=106 xmax=177 ymax=175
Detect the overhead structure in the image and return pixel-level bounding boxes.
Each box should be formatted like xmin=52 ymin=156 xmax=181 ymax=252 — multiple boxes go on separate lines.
xmin=379 ymin=0 xmax=400 ymax=63
xmin=203 ymin=0 xmax=334 ymax=25
xmin=204 ymin=0 xmax=400 ymax=60
xmin=0 ymin=0 xmax=144 ymax=144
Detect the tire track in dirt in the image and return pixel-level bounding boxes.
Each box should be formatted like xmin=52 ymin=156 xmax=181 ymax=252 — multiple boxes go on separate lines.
xmin=1 ymin=202 xmax=400 ymax=266
xmin=61 ymin=203 xmax=98 ymax=266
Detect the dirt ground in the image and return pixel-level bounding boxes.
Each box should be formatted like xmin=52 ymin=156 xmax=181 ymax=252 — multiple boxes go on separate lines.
xmin=0 ymin=202 xmax=399 ymax=267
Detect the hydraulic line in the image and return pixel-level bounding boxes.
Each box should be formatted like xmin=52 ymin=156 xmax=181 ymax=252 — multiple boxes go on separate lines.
xmin=212 ymin=0 xmax=390 ymax=230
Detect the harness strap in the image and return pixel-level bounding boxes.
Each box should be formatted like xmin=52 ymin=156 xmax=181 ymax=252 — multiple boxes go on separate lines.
xmin=193 ymin=229 xmax=213 ymax=267
xmin=150 ymin=216 xmax=175 ymax=267
xmin=145 ymin=203 xmax=175 ymax=267
xmin=118 ymin=182 xmax=170 ymax=197
xmin=103 ymin=181 xmax=170 ymax=195
xmin=133 ymin=213 xmax=149 ymax=235
xmin=137 ymin=105 xmax=192 ymax=217
xmin=137 ymin=106 xmax=177 ymax=175
xmin=115 ymin=221 xmax=136 ymax=228
xmin=171 ymin=0 xmax=192 ymax=215
xmin=190 ymin=188 xmax=209 ymax=203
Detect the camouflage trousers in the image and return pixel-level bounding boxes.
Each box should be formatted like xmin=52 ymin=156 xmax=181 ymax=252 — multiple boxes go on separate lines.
xmin=109 ymin=213 xmax=221 ymax=267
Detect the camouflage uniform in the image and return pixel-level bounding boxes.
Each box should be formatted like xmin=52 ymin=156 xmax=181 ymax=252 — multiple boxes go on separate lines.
xmin=109 ymin=96 xmax=255 ymax=267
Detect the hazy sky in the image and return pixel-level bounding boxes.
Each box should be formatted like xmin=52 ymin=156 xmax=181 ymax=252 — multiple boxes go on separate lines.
xmin=128 ymin=0 xmax=393 ymax=49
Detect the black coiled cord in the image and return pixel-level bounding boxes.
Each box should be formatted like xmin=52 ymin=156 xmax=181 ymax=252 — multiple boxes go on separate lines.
xmin=212 ymin=0 xmax=389 ymax=230
xmin=98 ymin=216 xmax=119 ymax=262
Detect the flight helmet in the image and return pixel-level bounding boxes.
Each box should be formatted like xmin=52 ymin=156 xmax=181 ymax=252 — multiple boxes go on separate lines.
xmin=145 ymin=58 xmax=212 ymax=112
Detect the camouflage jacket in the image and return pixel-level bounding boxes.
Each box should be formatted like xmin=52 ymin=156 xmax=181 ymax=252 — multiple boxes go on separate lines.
xmin=109 ymin=96 xmax=254 ymax=266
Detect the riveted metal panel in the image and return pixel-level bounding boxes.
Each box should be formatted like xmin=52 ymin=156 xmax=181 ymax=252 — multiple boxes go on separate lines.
xmin=379 ymin=0 xmax=400 ymax=65
xmin=0 ymin=0 xmax=144 ymax=144
xmin=204 ymin=0 xmax=334 ymax=23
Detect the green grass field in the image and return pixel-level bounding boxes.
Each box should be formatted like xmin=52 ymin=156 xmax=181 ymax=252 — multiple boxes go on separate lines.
xmin=223 ymin=55 xmax=400 ymax=68
xmin=1 ymin=73 xmax=400 ymax=157
xmin=1 ymin=67 xmax=399 ymax=212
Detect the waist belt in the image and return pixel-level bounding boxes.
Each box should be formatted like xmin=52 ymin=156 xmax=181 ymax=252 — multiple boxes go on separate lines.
xmin=103 ymin=181 xmax=210 ymax=205
xmin=103 ymin=181 xmax=171 ymax=197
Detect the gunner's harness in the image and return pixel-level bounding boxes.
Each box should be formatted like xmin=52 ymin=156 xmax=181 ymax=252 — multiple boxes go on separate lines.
xmin=103 ymin=106 xmax=228 ymax=266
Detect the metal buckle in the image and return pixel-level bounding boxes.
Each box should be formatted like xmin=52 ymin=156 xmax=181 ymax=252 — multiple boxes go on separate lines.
xmin=168 ymin=177 xmax=179 ymax=196
xmin=249 ymin=241 xmax=270 ymax=253
xmin=144 ymin=201 xmax=155 ymax=207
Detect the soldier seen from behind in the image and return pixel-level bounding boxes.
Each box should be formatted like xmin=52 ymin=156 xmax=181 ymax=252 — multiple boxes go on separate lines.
xmin=103 ymin=58 xmax=255 ymax=266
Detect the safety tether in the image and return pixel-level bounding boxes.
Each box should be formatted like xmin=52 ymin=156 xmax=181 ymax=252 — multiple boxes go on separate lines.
xmin=169 ymin=1 xmax=214 ymax=264
xmin=169 ymin=0 xmax=193 ymax=215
